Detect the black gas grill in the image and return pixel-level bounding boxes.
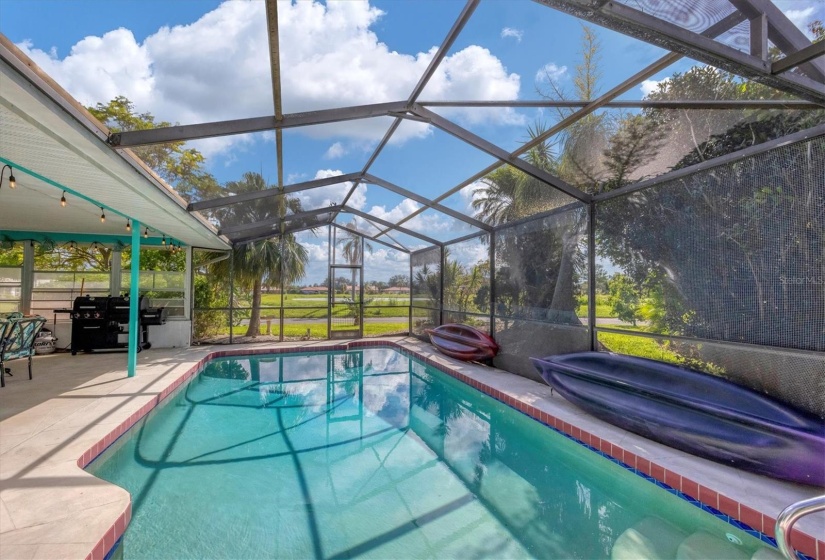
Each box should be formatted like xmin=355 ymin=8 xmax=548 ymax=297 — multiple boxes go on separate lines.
xmin=70 ymin=295 xmax=168 ymax=355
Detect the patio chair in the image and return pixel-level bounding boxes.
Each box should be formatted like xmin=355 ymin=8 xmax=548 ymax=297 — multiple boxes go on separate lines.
xmin=1 ymin=314 xmax=46 ymax=388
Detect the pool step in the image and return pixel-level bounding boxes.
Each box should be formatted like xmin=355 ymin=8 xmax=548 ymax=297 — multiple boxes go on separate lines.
xmin=611 ymin=517 xmax=786 ymax=560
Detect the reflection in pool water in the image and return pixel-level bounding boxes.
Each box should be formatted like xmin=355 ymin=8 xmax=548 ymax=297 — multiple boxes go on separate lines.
xmin=90 ymin=348 xmax=776 ymax=559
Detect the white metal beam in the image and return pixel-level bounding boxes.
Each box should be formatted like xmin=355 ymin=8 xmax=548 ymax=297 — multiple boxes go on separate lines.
xmin=420 ymin=99 xmax=821 ymax=109
xmin=413 ymin=105 xmax=593 ymax=203
xmin=341 ymin=206 xmax=443 ymax=247
xmin=728 ymin=0 xmax=825 ymax=82
xmin=362 ymin=173 xmax=491 ymax=231
xmin=773 ymin=41 xmax=825 ymax=75
xmin=334 ymin=0 xmax=482 ymax=223
xmin=188 ymin=172 xmax=361 ymax=212
xmin=331 ymin=222 xmax=410 ymax=253
xmin=531 ymin=0 xmax=825 ymax=103
xmin=382 ymin=11 xmax=747 ymax=237
xmin=218 ymin=206 xmax=337 ymax=236
xmin=109 ymin=102 xmax=409 ymax=147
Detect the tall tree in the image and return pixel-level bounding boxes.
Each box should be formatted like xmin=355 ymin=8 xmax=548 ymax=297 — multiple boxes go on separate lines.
xmin=88 ymin=96 xmax=221 ymax=202
xmin=472 ymin=25 xmax=604 ymax=322
xmin=211 ymin=172 xmax=309 ymax=337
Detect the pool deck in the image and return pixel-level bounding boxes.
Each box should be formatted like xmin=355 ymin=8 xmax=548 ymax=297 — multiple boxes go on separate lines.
xmin=0 ymin=338 xmax=822 ymax=560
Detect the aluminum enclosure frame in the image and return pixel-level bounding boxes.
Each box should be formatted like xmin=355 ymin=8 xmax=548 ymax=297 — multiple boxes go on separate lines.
xmin=100 ymin=0 xmax=823 ymax=249
xmin=65 ymin=0 xmax=823 ymax=359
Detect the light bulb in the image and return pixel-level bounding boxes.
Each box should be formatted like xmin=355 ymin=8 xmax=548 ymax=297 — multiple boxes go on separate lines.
xmin=144 ymin=228 xmax=149 ymax=239
xmin=61 ymin=192 xmax=67 ymax=207
xmin=100 ymin=207 xmax=106 ymax=223
xmin=126 ymin=219 xmax=131 ymax=232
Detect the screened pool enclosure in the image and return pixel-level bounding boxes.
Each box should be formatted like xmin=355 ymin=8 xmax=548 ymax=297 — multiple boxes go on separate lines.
xmin=1 ymin=0 xmax=823 ymax=416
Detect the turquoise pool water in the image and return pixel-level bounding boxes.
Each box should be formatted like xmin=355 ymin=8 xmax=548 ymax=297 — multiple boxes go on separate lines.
xmin=90 ymin=348 xmax=778 ymax=559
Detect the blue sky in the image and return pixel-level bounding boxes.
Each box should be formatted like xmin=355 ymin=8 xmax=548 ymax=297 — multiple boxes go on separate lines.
xmin=2 ymin=0 xmax=822 ymax=282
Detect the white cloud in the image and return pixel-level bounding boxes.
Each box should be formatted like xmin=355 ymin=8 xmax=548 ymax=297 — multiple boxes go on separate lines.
xmin=292 ymin=169 xmax=367 ymax=211
xmin=500 ymin=27 xmax=523 ymax=42
xmin=18 ymin=0 xmax=524 ymax=154
xmin=458 ymin=181 xmax=485 ymax=215
xmin=368 ymin=198 xmax=422 ymax=224
xmin=450 ymin=239 xmax=489 ymax=265
xmin=421 ymin=45 xmax=523 ymax=126
xmin=324 ymin=142 xmax=346 ymax=159
xmin=535 ymin=62 xmax=567 ymax=83
xmin=784 ymin=7 xmax=816 ymax=32
xmin=640 ymin=77 xmax=669 ymax=96
xmin=302 ymin=239 xmax=329 ymax=262
xmin=358 ymin=197 xmax=473 ymax=243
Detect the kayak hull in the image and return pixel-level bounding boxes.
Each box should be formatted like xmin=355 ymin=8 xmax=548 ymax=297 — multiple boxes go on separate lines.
xmin=426 ymin=324 xmax=499 ymax=362
xmin=530 ymin=352 xmax=825 ymax=486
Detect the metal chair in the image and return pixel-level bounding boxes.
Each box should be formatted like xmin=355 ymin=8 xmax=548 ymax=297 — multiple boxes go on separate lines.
xmin=0 ymin=314 xmax=46 ymax=388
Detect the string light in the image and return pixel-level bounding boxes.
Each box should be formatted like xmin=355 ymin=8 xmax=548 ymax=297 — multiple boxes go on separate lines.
xmin=100 ymin=207 xmax=106 ymax=223
xmin=161 ymin=235 xmax=166 ymax=246
xmin=0 ymin=165 xmax=15 ymax=190
xmin=126 ymin=219 xmax=131 ymax=232
xmin=60 ymin=191 xmax=67 ymax=207
xmin=144 ymin=227 xmax=149 ymax=239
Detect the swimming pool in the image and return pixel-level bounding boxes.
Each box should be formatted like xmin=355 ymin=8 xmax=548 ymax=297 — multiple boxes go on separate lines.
xmin=89 ymin=347 xmax=781 ymax=559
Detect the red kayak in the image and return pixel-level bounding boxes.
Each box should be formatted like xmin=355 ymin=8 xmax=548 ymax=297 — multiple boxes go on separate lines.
xmin=425 ymin=324 xmax=499 ymax=362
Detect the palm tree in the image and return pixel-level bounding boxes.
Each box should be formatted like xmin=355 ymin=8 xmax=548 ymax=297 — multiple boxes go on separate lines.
xmin=335 ymin=225 xmax=373 ymax=325
xmin=472 ymin=124 xmax=586 ymax=321
xmin=211 ymin=172 xmax=310 ymax=337
xmin=472 ymin=124 xmax=570 ymax=225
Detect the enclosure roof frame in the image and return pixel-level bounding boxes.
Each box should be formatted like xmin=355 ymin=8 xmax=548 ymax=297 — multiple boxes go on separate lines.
xmin=18 ymin=0 xmax=821 ymax=249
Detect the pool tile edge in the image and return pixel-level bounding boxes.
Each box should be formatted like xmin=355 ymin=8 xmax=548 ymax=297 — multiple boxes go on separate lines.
xmin=384 ymin=341 xmax=823 ymax=560
xmin=78 ymin=340 xmax=824 ymax=560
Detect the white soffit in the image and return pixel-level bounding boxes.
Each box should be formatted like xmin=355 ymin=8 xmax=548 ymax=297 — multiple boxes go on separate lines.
xmin=0 ymin=43 xmax=228 ymax=250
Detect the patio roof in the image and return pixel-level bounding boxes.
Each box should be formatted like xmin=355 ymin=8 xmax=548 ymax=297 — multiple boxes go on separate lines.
xmin=0 ymin=38 xmax=229 ymax=251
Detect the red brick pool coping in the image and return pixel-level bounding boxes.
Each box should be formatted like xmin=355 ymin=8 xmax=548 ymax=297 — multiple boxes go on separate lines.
xmin=78 ymin=341 xmax=824 ymax=560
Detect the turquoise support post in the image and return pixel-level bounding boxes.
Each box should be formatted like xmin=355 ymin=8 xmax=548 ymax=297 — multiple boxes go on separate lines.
xmin=128 ymin=220 xmax=141 ymax=377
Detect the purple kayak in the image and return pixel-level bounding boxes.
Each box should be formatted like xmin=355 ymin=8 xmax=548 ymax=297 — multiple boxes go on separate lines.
xmin=530 ymin=352 xmax=825 ymax=487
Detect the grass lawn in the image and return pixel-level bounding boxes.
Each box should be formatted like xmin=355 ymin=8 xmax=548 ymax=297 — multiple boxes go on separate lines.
xmin=222 ymin=320 xmax=408 ymax=339
xmin=597 ymin=329 xmax=686 ymax=365
xmin=256 ymin=293 xmax=411 ymax=319
xmin=576 ymin=294 xmax=613 ymax=318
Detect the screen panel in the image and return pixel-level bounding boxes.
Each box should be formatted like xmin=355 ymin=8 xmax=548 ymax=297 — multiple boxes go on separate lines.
xmin=596 ymin=134 xmax=825 ymax=352
xmin=596 ymin=330 xmax=825 ymax=417
xmin=411 ymin=246 xmax=442 ymax=336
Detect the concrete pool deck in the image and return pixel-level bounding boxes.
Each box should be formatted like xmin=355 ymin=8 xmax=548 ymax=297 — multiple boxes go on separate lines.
xmin=0 ymin=338 xmax=822 ymax=560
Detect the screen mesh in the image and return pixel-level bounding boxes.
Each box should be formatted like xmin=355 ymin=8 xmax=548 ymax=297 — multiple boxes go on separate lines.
xmin=411 ymin=246 xmax=442 ymax=336
xmin=596 ymin=330 xmax=825 ymax=417
xmin=443 ymin=311 xmax=491 ymax=336
xmin=492 ymin=204 xmax=591 ymax=378
xmin=596 ymin=135 xmax=824 ymax=352
xmin=614 ymin=0 xmax=736 ymax=34
xmin=443 ymin=235 xmax=491 ymax=314
xmin=411 ymin=247 xmax=442 ymax=309
xmin=494 ymin=205 xmax=588 ymax=326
